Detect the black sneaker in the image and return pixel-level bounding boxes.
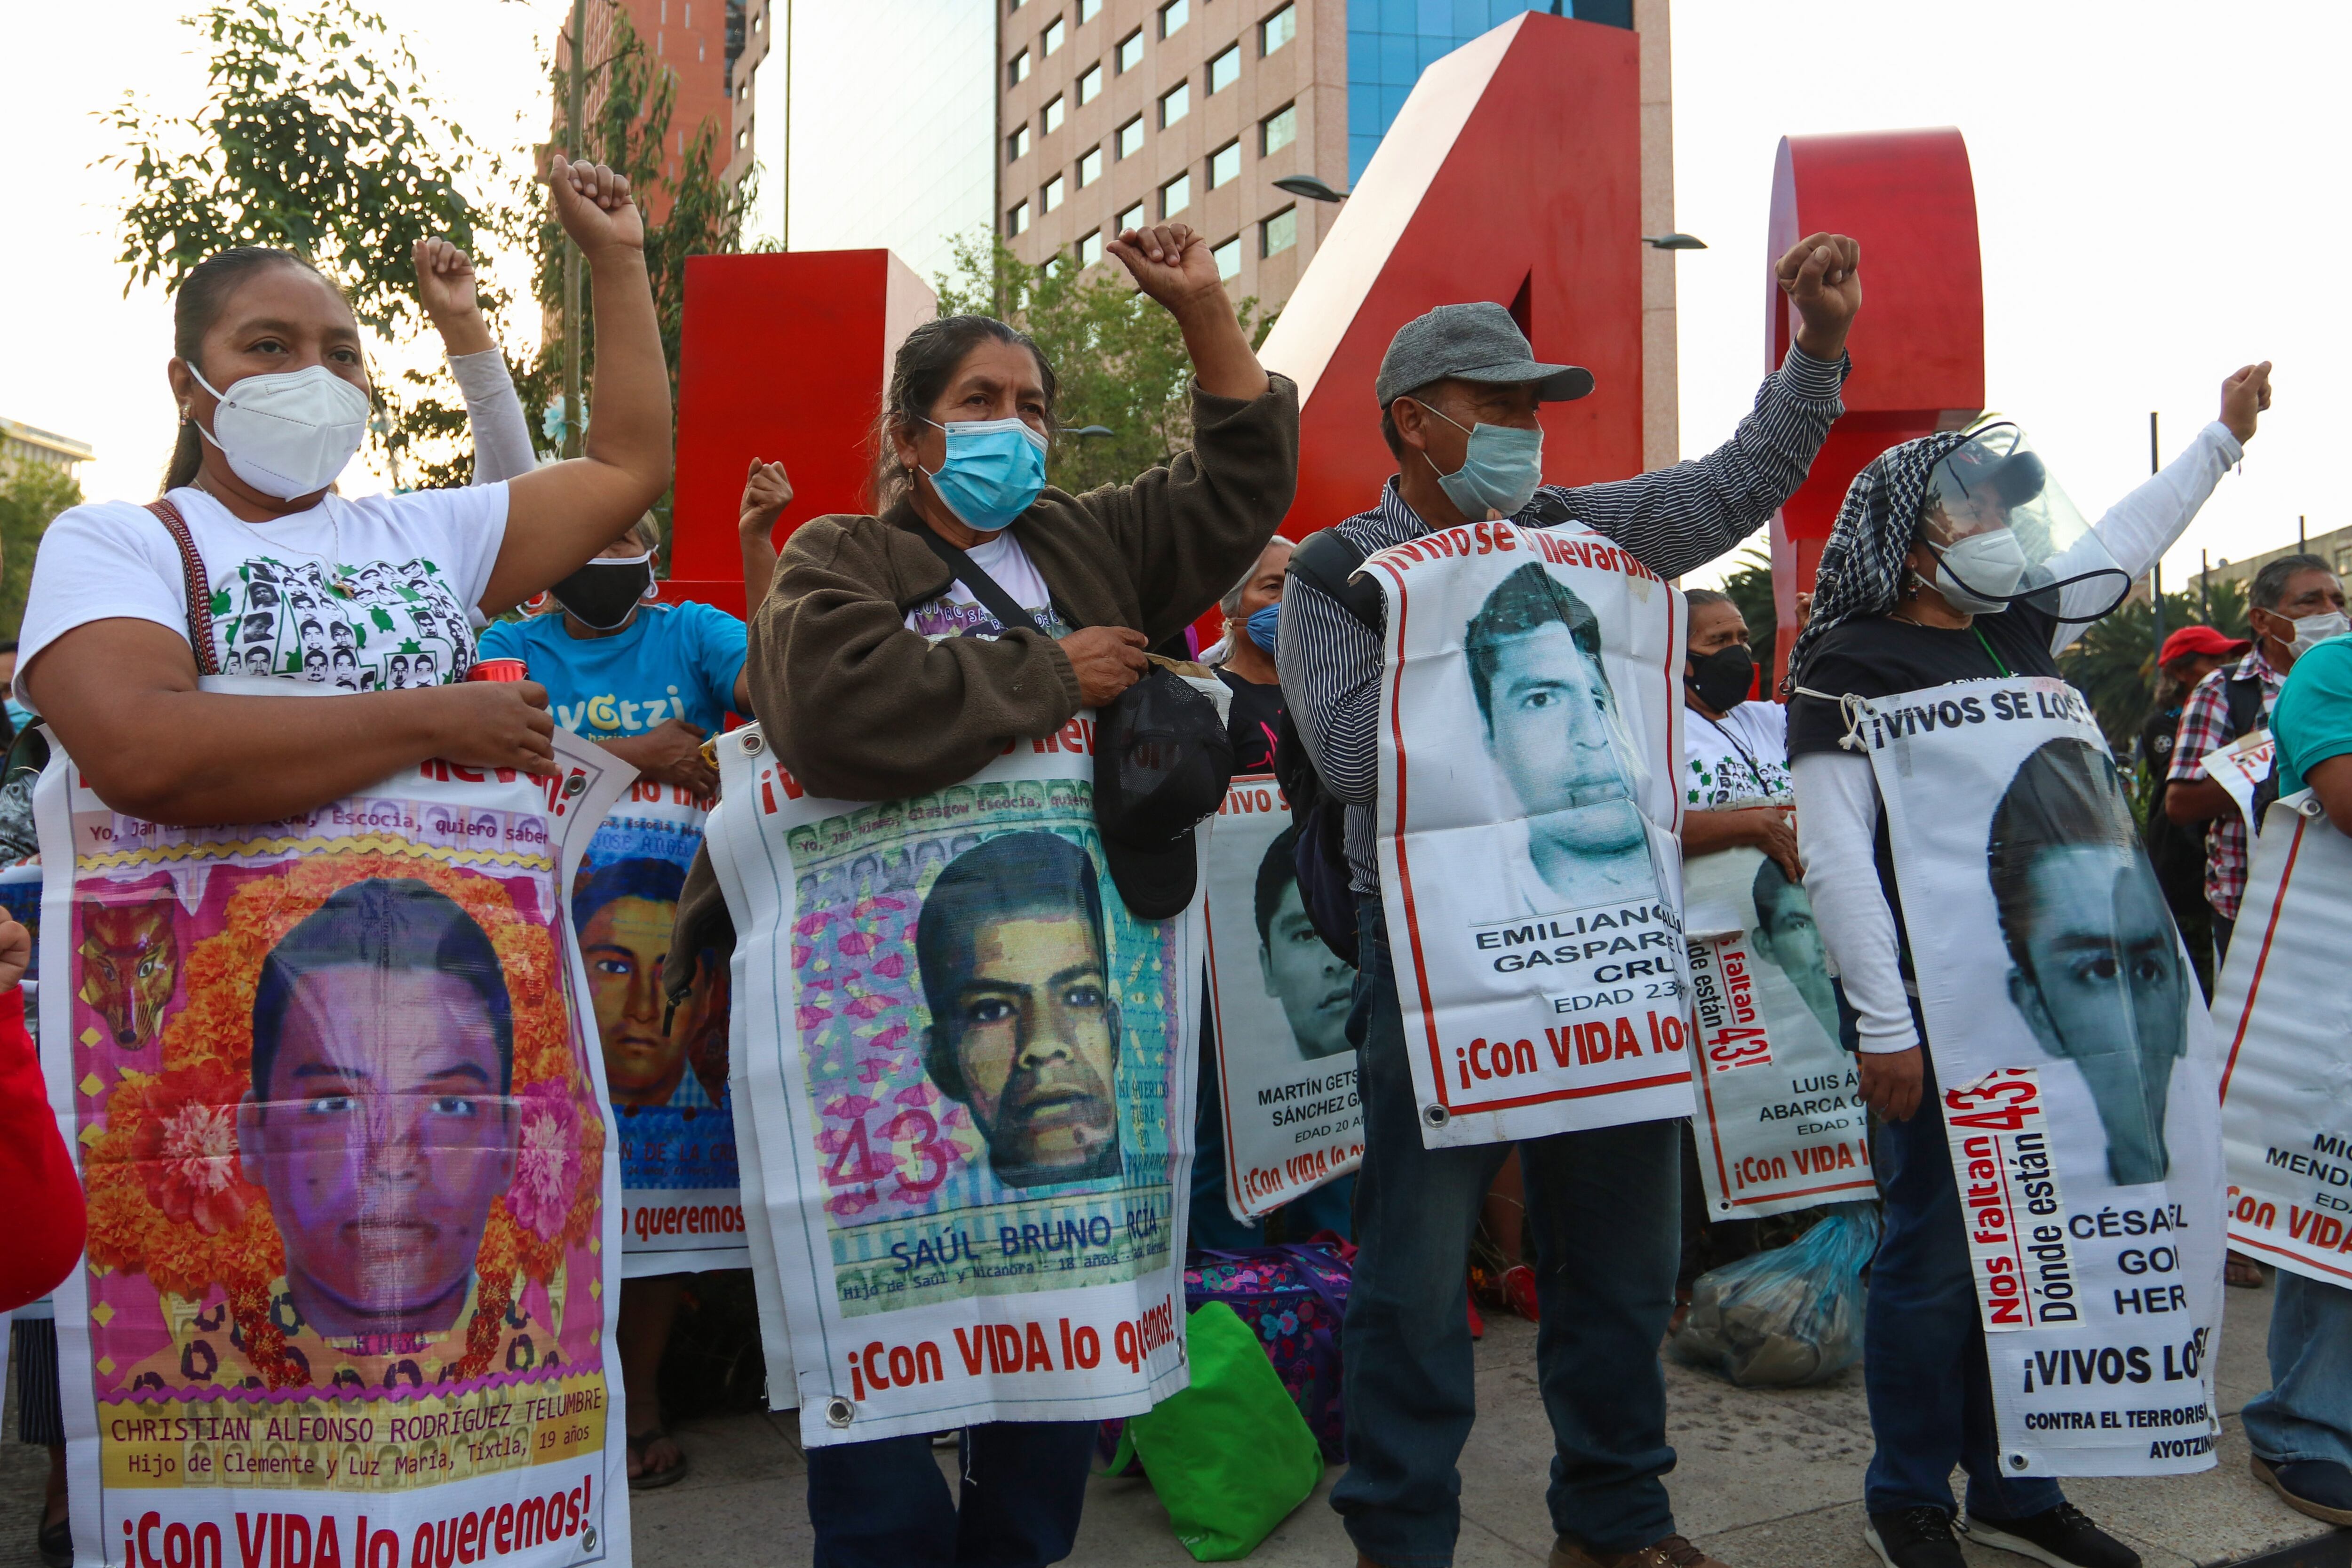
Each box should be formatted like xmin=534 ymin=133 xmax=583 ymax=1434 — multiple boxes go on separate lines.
xmin=1865 ymin=1507 xmax=1964 ymax=1568
xmin=1963 ymin=1502 xmax=2141 ymax=1568
xmin=2253 ymin=1456 xmax=2352 ymax=1527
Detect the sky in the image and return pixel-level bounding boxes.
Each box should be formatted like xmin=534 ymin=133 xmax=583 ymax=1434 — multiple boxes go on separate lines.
xmin=3 ymin=0 xmax=2347 ymax=597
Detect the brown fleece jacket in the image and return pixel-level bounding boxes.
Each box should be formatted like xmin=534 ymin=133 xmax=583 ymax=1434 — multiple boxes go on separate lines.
xmin=662 ymin=373 xmax=1298 ymax=1009
xmin=747 ymin=374 xmax=1296 ymax=801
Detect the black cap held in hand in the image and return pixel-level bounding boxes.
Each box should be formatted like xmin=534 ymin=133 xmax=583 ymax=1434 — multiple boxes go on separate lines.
xmin=1093 ymin=667 xmax=1235 ymax=921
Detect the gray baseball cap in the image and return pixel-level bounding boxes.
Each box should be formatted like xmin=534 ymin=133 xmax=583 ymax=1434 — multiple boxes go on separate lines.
xmin=1374 ymin=302 xmax=1595 ymax=409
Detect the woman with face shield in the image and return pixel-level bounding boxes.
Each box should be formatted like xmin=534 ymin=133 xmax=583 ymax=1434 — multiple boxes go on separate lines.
xmin=1779 ymin=364 xmax=2270 ymax=1568
xmin=13 ymin=156 xmax=674 ymax=826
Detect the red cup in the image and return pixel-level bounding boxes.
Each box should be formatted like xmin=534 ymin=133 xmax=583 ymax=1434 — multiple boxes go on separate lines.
xmin=468 ymin=658 xmax=530 ymax=684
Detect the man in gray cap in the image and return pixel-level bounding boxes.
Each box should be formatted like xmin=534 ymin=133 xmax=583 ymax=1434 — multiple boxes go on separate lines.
xmin=1277 ymin=232 xmax=1861 ymax=1568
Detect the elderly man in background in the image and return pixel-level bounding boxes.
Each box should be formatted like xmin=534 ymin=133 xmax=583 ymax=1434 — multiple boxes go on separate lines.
xmin=1279 ymin=231 xmax=1859 ymax=1568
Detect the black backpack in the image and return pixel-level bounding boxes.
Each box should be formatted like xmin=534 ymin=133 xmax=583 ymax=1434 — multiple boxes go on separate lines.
xmin=1272 ymin=529 xmax=1386 ymax=967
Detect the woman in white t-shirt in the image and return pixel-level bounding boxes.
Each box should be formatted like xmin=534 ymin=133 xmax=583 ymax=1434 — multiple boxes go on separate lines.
xmin=1680 ymin=589 xmax=1799 ymax=867
xmin=17 ymin=157 xmax=670 ymax=827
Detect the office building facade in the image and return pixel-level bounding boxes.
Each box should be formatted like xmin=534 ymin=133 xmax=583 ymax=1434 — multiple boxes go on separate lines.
xmin=1000 ymin=0 xmax=1681 ymax=467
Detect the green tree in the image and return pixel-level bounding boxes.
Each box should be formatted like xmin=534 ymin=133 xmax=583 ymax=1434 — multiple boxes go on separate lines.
xmin=103 ymin=0 xmax=489 ymax=487
xmin=102 ymin=0 xmax=754 ymax=513
xmin=1715 ymin=547 xmax=1779 ymax=681
xmin=933 ymin=231 xmax=1269 ymax=496
xmin=2058 ymin=581 xmax=2249 ymax=759
xmin=0 ymin=465 xmax=83 ymax=643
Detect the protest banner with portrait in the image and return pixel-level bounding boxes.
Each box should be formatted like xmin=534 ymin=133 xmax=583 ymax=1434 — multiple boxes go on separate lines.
xmin=1365 ymin=520 xmax=1692 ymax=1151
xmin=707 ymin=721 xmax=1200 ymax=1449
xmin=2209 ymin=792 xmax=2352 ymax=1286
xmin=574 ymin=784 xmax=746 ymax=1276
xmin=1682 ymin=844 xmax=1873 ymax=1220
xmin=1203 ymin=773 xmax=1359 ymax=1221
xmin=34 ymin=722 xmax=635 ymax=1568
xmin=1853 ymin=676 xmax=2225 ymax=1476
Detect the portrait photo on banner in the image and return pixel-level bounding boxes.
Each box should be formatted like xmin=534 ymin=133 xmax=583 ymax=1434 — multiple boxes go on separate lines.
xmin=782 ymin=777 xmax=1183 ymax=1318
xmin=1370 ymin=525 xmax=1692 ymax=1146
xmin=70 ymin=853 xmax=606 ymax=1398
xmin=1859 ymin=678 xmax=2225 ymax=1473
xmin=1203 ymin=779 xmax=1360 ymax=1219
xmin=574 ymin=791 xmax=736 ymax=1202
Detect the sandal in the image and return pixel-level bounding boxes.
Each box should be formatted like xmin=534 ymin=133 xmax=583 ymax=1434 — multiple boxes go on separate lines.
xmin=627 ymin=1427 xmax=690 ymax=1491
xmin=2226 ymin=1251 xmax=2266 ymax=1289
xmin=40 ymin=1512 xmax=71 ymax=1568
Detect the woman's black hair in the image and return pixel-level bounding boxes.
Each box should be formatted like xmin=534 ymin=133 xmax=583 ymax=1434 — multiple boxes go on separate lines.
xmin=867 ymin=315 xmax=1058 ymax=513
xmin=161 ymin=247 xmax=348 ymax=495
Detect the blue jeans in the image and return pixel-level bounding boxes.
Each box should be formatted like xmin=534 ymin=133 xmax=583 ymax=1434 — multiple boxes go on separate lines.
xmin=1863 ymin=1042 xmax=2065 ymax=1520
xmin=1191 ymin=972 xmax=1358 ymax=1251
xmin=2243 ymin=1269 xmax=2352 ymax=1469
xmin=1334 ymin=898 xmax=1682 ymax=1565
xmin=805 ymin=1421 xmax=1095 ymax=1567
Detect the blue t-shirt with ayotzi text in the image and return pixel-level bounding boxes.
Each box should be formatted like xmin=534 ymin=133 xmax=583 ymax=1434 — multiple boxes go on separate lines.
xmin=477 ymin=601 xmax=748 ymax=740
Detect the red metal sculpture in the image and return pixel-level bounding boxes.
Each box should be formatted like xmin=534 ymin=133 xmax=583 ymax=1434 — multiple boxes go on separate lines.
xmin=1764 ymin=128 xmax=1985 ymax=687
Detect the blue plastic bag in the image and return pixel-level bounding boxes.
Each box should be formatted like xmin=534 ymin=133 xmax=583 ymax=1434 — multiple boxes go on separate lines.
xmin=1671 ymin=1203 xmax=1880 ymax=1387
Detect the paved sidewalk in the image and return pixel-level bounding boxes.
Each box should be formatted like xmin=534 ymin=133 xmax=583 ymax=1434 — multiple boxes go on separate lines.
xmin=619 ymin=1269 xmax=2337 ymax=1568
xmin=4 ymin=1271 xmax=2340 ymax=1567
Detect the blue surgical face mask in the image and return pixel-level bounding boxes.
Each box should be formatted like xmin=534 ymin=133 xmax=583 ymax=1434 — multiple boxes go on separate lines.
xmin=922 ymin=416 xmax=1049 ymax=533
xmin=1427 ymin=406 xmax=1544 ymax=519
xmin=1246 ymin=602 xmax=1280 ymax=654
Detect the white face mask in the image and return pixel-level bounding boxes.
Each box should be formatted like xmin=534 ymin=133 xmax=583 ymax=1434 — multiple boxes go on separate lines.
xmin=2280 ymin=609 xmax=2351 ymax=656
xmin=1931 ymin=527 xmax=2029 ymax=614
xmin=187 ymin=363 xmax=371 ymax=500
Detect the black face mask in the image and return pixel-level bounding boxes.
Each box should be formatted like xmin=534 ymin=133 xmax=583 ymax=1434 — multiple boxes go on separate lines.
xmin=550 ymin=552 xmax=655 ymax=630
xmin=1685 ymin=642 xmax=1755 ymax=714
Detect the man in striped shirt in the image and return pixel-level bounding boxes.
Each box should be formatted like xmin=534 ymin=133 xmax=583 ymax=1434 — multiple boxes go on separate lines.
xmin=1276 ymin=235 xmax=1859 ymax=1568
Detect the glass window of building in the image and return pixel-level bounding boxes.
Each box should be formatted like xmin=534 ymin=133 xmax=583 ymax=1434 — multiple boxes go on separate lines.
xmin=1079 ymin=144 xmax=1104 ymax=186
xmin=1118 ymin=29 xmax=1144 ymax=71
xmin=1162 ymin=172 xmax=1192 ymax=216
xmin=1043 ymin=175 xmax=1065 ymax=212
xmin=1261 ymin=102 xmax=1295 ymax=155
xmin=1078 ymin=62 xmax=1103 ymax=103
xmin=1080 ymin=0 xmax=1103 ymax=19
xmin=1261 ymin=3 xmax=1295 ymax=55
xmin=1044 ymin=15 xmax=1065 ymax=53
xmin=1160 ymin=0 xmax=1188 ymax=38
xmin=1080 ymin=230 xmax=1105 ymax=266
xmin=1009 ymin=48 xmax=1030 ymax=86
xmin=1008 ymin=123 xmax=1031 ymax=162
xmin=1044 ymin=94 xmax=1065 ymax=134
xmin=1345 ymin=2 xmax=1628 ymax=182
xmin=1119 ymin=200 xmax=1146 ymax=232
xmin=1214 ymin=236 xmax=1241 ymax=279
xmin=1262 ymin=204 xmax=1295 ymax=256
xmin=1009 ymin=200 xmax=1031 ymax=236
xmin=1118 ymin=116 xmax=1144 ymax=158
xmin=1160 ymin=80 xmax=1189 ymax=126
xmin=1210 ymin=140 xmax=1240 ymax=188
xmin=1209 ymin=43 xmax=1240 ymax=93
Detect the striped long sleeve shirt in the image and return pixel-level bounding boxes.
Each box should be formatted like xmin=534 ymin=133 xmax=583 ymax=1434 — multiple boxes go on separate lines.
xmin=1276 ymin=344 xmax=1850 ymax=895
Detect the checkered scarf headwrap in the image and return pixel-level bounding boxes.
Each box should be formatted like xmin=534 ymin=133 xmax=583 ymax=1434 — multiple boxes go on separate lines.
xmin=1779 ymin=430 xmax=1974 ymax=697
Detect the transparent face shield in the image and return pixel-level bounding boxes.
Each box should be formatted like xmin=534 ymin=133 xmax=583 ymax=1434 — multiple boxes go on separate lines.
xmin=1915 ymin=421 xmax=2131 ymax=622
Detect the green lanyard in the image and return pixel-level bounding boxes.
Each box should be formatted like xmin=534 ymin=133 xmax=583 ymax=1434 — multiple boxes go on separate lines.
xmin=1972 ymin=625 xmax=2012 ymax=678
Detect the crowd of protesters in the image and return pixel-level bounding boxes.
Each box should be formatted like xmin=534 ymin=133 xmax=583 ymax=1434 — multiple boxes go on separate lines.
xmin=0 ymin=140 xmax=2341 ymax=1568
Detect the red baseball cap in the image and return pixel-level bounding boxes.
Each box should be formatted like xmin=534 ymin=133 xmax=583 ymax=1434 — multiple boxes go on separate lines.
xmin=2159 ymin=624 xmax=2251 ymax=665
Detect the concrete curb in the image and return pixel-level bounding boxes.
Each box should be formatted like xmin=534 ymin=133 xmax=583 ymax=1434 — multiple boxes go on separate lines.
xmin=2223 ymin=1532 xmax=2352 ymax=1568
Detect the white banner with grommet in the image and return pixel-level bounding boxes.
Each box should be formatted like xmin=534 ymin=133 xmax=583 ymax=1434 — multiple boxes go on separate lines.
xmin=1365 ymin=518 xmax=1694 ymax=1151
xmin=1855 ymin=676 xmax=2225 ymax=1477
xmin=707 ymin=721 xmax=1204 ymax=1449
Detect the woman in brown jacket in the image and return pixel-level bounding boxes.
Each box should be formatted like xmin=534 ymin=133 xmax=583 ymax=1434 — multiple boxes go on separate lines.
xmin=755 ymin=223 xmax=1296 ymax=1568
xmin=748 ymin=221 xmax=1298 ymax=804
